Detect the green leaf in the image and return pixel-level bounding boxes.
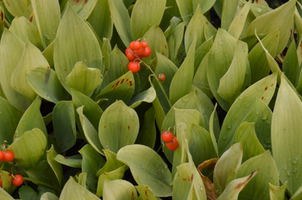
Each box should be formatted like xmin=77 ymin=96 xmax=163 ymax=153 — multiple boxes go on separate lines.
xmin=87 ymin=0 xmax=113 ymax=41
xmin=216 ymin=170 xmax=258 ymax=200
xmin=246 ymin=0 xmax=296 ymax=55
xmin=0 ymin=170 xmax=14 ymax=194
xmin=41 ymin=192 xmax=59 ymax=200
xmin=0 ymin=188 xmax=14 ymax=200
xmin=128 ymin=87 xmax=156 ymax=108
xmin=3 ymin=0 xmax=30 ymax=17
xmin=130 ymin=0 xmax=166 ymax=39
xmin=42 ymin=40 xmax=55 ymax=68
xmin=269 ymin=182 xmax=287 ymax=200
xmin=236 ymin=151 xmax=279 ymax=200
xmin=31 ymin=0 xmax=60 ymax=48
xmin=96 ymin=165 xmax=127 ymax=197
xmin=76 ymin=106 xmax=104 ymax=155
xmin=52 ymin=101 xmax=76 ymax=152
xmin=272 ymin=74 xmax=302 ymax=195
xmin=46 ymin=145 xmax=64 ymax=188
xmin=117 ymin=144 xmax=172 ymax=197
xmin=184 ymin=5 xmax=216 ymax=52
xmin=67 ymin=0 xmax=97 ymax=20
xmin=193 ymin=0 xmax=216 ymax=14
xmin=108 ymin=0 xmax=134 ymax=47
xmin=235 ymin=122 xmax=265 ymax=162
xmin=8 ymin=128 xmax=47 ymax=169
xmin=221 ymin=0 xmax=240 ymax=30
xmin=194 ymin=36 xmax=213 ymax=73
xmin=166 ymin=20 xmax=185 ymax=61
xmin=53 ymin=154 xmax=82 ymax=168
xmin=54 ymin=4 xmax=103 ymax=93
xmin=96 ymin=149 xmax=124 ymax=176
xmin=208 ymin=104 xmax=219 ymax=155
xmin=60 ymin=177 xmax=99 ymax=200
xmin=66 ymin=61 xmax=103 ymax=96
xmin=284 ymin=40 xmax=300 ymax=87
xmin=15 ymin=96 xmax=47 ymax=139
xmin=103 ymin=179 xmax=138 ymax=200
xmin=0 ymin=96 xmax=23 ymax=144
xmin=11 ymin=40 xmax=49 ymax=102
xmin=9 ymin=16 xmax=43 ymax=50
xmin=175 ymin=0 xmax=193 ymax=25
xmin=0 ymin=29 xmax=30 ymax=111
xmin=136 ymin=185 xmax=158 ymax=200
xmin=213 ymin=143 xmax=243 ymax=195
xmin=218 ymin=73 xmax=277 ymax=154
xmin=99 ymin=101 xmax=139 ymax=153
xmin=170 ymin=35 xmax=196 ymax=105
xmin=27 ymin=67 xmax=66 ymax=103
xmin=228 ymin=2 xmax=251 ymax=39
xmin=248 ymin=29 xmax=280 ymax=84
xmin=217 ymin=40 xmax=248 ymax=104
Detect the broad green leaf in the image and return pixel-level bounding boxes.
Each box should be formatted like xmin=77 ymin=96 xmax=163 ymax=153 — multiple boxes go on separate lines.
xmin=135 ymin=107 xmax=157 ymax=149
xmin=228 ymin=2 xmax=251 ymax=39
xmin=269 ymin=182 xmax=287 ymax=200
xmin=101 ymin=38 xmax=111 ymax=76
xmin=3 ymin=0 xmax=30 ymax=17
xmin=54 ymin=4 xmax=102 ymax=93
xmin=284 ymin=40 xmax=300 ymax=87
xmin=108 ymin=0 xmax=134 ymax=47
xmin=101 ymin=45 xmax=128 ymax=89
xmin=27 ymin=67 xmax=66 ymax=103
xmin=31 ymin=0 xmax=60 ymax=48
xmin=208 ymin=104 xmax=219 ymax=155
xmin=99 ymin=101 xmax=139 ymax=153
xmin=52 ymin=101 xmax=76 ymax=152
xmin=60 ymin=177 xmax=99 ymax=200
xmin=0 ymin=29 xmax=30 ymax=111
xmin=218 ymin=73 xmax=277 ymax=154
xmin=152 ymin=96 xmax=165 ymax=130
xmin=0 ymin=96 xmax=23 ymax=144
xmin=11 ymin=41 xmax=49 ymax=102
xmin=216 ymin=170 xmax=258 ymax=200
xmin=130 ymin=0 xmax=166 ymax=39
xmin=96 ymin=165 xmax=127 ymax=197
xmin=246 ymin=0 xmax=296 ymax=55
xmin=207 ymin=29 xmax=237 ymax=110
xmin=0 ymin=170 xmax=14 ymax=194
xmin=272 ymin=74 xmax=302 ymax=195
xmin=221 ymin=0 xmax=240 ymax=30
xmin=136 ymin=185 xmax=158 ymax=200
xmin=103 ymin=179 xmax=137 ymax=200
xmin=194 ymin=36 xmax=213 ymax=73
xmin=19 ymin=186 xmax=39 ymax=200
xmin=9 ymin=16 xmax=43 ymax=50
xmin=217 ymin=40 xmax=248 ymax=104
xmin=213 ymin=143 xmax=243 ymax=195
xmin=67 ymin=0 xmax=97 ymax=20
xmin=185 ymin=6 xmax=216 ymax=52
xmin=250 ymin=2 xmax=271 ymax=17
xmin=0 ymin=188 xmax=14 ymax=200
xmin=79 ymin=144 xmax=105 ymax=193
xmin=235 ymin=122 xmax=265 ymax=162
xmin=248 ymin=29 xmax=280 ymax=83
xmin=166 ymin=20 xmax=185 ymax=61
xmin=15 ymin=96 xmax=47 ymax=139
xmin=193 ymin=0 xmax=216 ymax=14
xmin=46 ymin=145 xmax=63 ymax=188
xmin=96 ymin=149 xmax=124 ymax=176
xmin=236 ymin=151 xmax=279 ymax=200
xmin=170 ymin=35 xmax=196 ymax=105
xmin=53 ymin=154 xmax=82 ymax=168
xmin=41 ymin=192 xmax=59 ymax=200
xmin=88 ymin=0 xmax=113 ymax=41
xmin=8 ymin=128 xmax=47 ymax=169
xmin=175 ymin=0 xmax=193 ymax=25
xmin=42 ymin=40 xmax=55 ymax=68
xmin=77 ymin=106 xmax=104 ymax=155
xmin=66 ymin=61 xmax=103 ymax=96
xmin=128 ymin=87 xmax=156 ymax=108
xmin=144 ymin=25 xmax=169 ymax=59
xmin=95 ymin=71 xmax=135 ymax=109
xmin=117 ymin=144 xmax=172 ymax=197
xmin=291 ymin=184 xmax=302 ymax=200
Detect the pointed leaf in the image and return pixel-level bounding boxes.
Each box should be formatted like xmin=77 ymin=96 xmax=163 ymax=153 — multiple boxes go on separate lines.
xmin=136 ymin=185 xmax=158 ymax=200
xmin=128 ymin=87 xmax=156 ymax=108
xmin=117 ymin=144 xmax=172 ymax=197
xmin=67 ymin=0 xmax=97 ymax=20
xmin=46 ymin=145 xmax=64 ymax=187
xmin=53 ymin=154 xmax=82 ymax=168
xmin=269 ymin=182 xmax=287 ymax=200
xmin=284 ymin=40 xmax=300 ymax=87
xmin=103 ymin=179 xmax=137 ymax=200
xmin=166 ymin=20 xmax=185 ymax=61
xmin=3 ymin=0 xmax=30 ymax=17
xmin=221 ymin=0 xmax=240 ymax=30
xmin=41 ymin=192 xmax=59 ymax=200
xmin=96 ymin=149 xmax=124 ymax=176
xmin=175 ymin=0 xmax=193 ymax=25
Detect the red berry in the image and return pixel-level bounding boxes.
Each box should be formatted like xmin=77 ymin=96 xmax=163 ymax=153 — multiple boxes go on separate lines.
xmin=126 ymin=51 xmax=136 ymax=61
xmin=0 ymin=151 xmax=4 ymax=162
xmin=142 ymin=46 xmax=151 ymax=57
xmin=127 ymin=61 xmax=141 ymax=74
xmin=161 ymin=131 xmax=174 ymax=143
xmin=11 ymin=174 xmax=23 ymax=187
xmin=141 ymin=41 xmax=148 ymax=48
xmin=0 ymin=175 xmax=2 ymax=187
xmin=129 ymin=41 xmax=136 ymax=50
xmin=3 ymin=150 xmax=14 ymax=162
xmin=157 ymin=73 xmax=166 ymax=82
xmin=132 ymin=41 xmax=142 ymax=50
xmin=133 ymin=47 xmax=145 ymax=56
xmin=166 ymin=137 xmax=179 ymax=151
xmin=125 ymin=47 xmax=131 ymax=55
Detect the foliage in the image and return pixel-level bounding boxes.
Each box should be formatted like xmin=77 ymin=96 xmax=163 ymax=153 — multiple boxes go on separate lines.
xmin=0 ymin=0 xmax=301 ymax=199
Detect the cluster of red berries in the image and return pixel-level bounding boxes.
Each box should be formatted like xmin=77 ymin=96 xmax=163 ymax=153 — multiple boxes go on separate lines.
xmin=125 ymin=40 xmax=152 ymax=74
xmin=161 ymin=131 xmax=179 ymax=151
xmin=0 ymin=150 xmax=23 ymax=187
